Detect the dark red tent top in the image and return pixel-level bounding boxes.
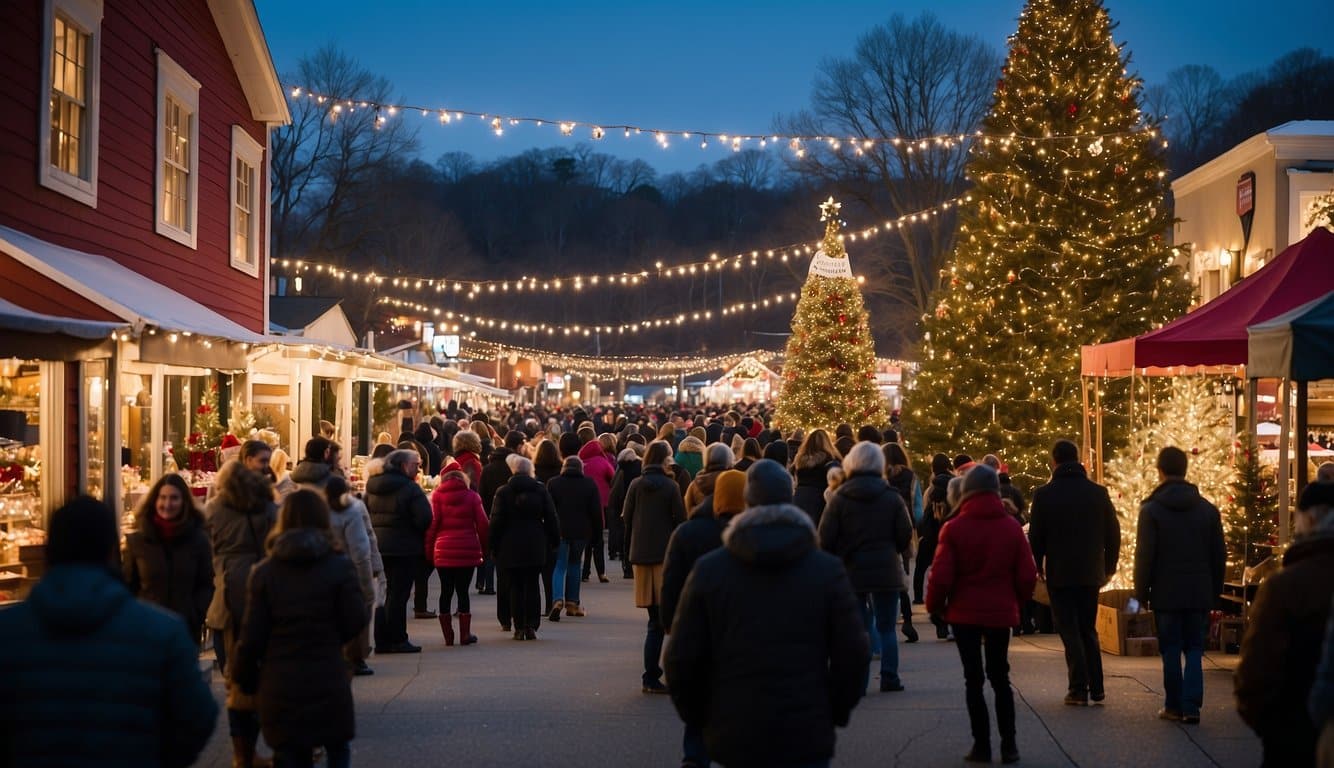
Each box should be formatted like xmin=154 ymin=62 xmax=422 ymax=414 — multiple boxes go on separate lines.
xmin=1082 ymin=227 xmax=1334 ymax=374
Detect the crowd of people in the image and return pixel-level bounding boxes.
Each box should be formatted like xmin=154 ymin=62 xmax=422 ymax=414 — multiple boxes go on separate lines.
xmin=0 ymin=398 xmax=1332 ymax=767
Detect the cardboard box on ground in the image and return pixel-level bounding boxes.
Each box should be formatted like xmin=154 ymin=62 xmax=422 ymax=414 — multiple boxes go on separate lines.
xmin=1096 ymin=589 xmax=1158 ymax=656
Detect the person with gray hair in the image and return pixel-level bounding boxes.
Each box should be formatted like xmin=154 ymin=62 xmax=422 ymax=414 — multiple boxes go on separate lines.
xmin=366 ymin=448 xmax=432 ymax=654
xmin=1237 ymin=480 xmax=1334 ymax=765
xmin=684 ymin=442 xmax=736 ymax=512
xmin=818 ymin=441 xmax=914 ymax=693
xmin=489 ymin=452 xmax=560 ymax=640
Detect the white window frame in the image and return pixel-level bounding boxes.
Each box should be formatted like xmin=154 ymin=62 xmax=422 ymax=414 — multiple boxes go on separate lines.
xmin=38 ymin=0 xmax=102 ymax=208
xmin=154 ymin=49 xmax=201 ymax=249
xmin=229 ymin=125 xmax=263 ymax=276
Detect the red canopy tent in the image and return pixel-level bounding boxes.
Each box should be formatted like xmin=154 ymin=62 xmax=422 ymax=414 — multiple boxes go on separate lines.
xmin=1082 ymin=227 xmax=1334 ymax=376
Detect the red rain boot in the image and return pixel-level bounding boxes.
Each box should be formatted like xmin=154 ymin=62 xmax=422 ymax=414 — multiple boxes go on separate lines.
xmin=437 ymin=614 xmax=454 ymax=646
xmin=457 ymin=612 xmax=478 ymax=645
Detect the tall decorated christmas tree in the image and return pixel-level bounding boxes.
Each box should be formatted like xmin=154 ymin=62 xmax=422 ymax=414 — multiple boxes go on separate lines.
xmin=909 ymin=0 xmax=1192 ymax=486
xmin=774 ymin=198 xmax=885 ymax=431
xmin=1102 ymin=377 xmax=1236 ymax=588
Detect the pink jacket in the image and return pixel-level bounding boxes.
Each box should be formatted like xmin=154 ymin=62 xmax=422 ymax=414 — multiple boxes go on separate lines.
xmin=426 ymin=475 xmax=489 ymax=568
xmin=578 ymin=441 xmax=615 ymax=511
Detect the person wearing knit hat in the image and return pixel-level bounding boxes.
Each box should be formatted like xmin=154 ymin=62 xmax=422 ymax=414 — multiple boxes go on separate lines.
xmin=660 ymin=467 xmax=747 ymax=767
xmin=953 ymin=454 xmax=976 ymax=474
xmin=675 ymin=435 xmax=706 ymax=480
xmin=926 ymin=463 xmax=1036 ymax=764
xmin=745 ymin=458 xmax=794 ymax=506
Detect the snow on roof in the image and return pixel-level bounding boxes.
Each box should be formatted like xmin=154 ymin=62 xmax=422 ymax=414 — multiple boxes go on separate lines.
xmin=0 ymin=297 xmax=126 ymax=339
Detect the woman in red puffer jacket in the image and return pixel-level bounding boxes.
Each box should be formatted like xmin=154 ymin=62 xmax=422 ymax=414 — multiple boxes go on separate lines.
xmin=426 ymin=470 xmax=490 ymax=645
xmin=926 ymin=464 xmax=1037 ymax=765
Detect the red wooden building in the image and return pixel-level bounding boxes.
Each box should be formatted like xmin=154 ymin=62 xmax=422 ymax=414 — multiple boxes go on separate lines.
xmin=0 ymin=0 xmax=288 ymax=553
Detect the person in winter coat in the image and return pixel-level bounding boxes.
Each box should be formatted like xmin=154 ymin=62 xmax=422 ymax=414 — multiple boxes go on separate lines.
xmin=624 ymin=440 xmax=688 ymax=693
xmin=324 ymin=475 xmax=379 ymax=676
xmin=684 ymin=443 xmax=735 ymax=513
xmin=234 ymin=490 xmax=368 ymax=768
xmin=366 ymin=449 xmax=432 ymax=654
xmin=426 ymin=470 xmax=489 ymax=645
xmin=883 ymin=442 xmax=922 ymax=643
xmin=291 ymin=436 xmax=337 ymax=489
xmin=1311 ymin=593 xmax=1334 ymax=767
xmin=792 ymin=429 xmax=840 ymax=527
xmin=818 ymin=442 xmax=914 ymax=692
xmin=204 ymin=459 xmax=279 ymax=767
xmin=547 ymin=455 xmax=603 ymax=620
xmin=0 ymin=497 xmax=218 ymax=766
xmin=490 ymin=455 xmax=561 ymax=640
xmin=915 ymin=454 xmax=953 ymax=610
xmin=609 ymin=446 xmax=643 ymax=576
xmin=452 ymin=429 xmax=485 ymax=493
xmin=674 ymin=435 xmax=705 ymax=481
xmin=533 ymin=438 xmax=563 ymax=483
xmin=412 ymin=422 xmax=443 ymax=477
xmin=477 ymin=432 xmax=524 ymax=596
xmin=1028 ymin=439 xmax=1119 ymax=706
xmin=579 ymin=437 xmax=616 ymax=583
xmin=662 ymin=469 xmax=746 ymax=634
xmin=123 ymin=473 xmax=213 ymax=647
xmin=1236 ymin=480 xmax=1334 ymax=767
xmin=664 ymin=460 xmax=870 ymax=768
xmin=1132 ymin=447 xmax=1225 ymax=724
xmin=735 ymin=438 xmax=763 ymax=472
xmin=927 ymin=465 xmax=1038 ymax=765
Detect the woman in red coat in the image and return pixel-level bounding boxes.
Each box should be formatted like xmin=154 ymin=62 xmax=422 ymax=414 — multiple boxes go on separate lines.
xmin=926 ymin=465 xmax=1037 ymax=765
xmin=426 ymin=470 xmax=490 ymax=645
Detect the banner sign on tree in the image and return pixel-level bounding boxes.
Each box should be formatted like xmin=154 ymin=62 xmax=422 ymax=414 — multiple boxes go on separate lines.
xmin=807 ymin=250 xmax=855 ymax=279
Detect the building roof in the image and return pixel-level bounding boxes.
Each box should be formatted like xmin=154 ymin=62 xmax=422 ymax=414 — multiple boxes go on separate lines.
xmin=206 ymin=0 xmax=290 ymax=124
xmin=1173 ymin=120 xmax=1334 ymax=197
xmin=269 ymin=295 xmax=344 ymax=331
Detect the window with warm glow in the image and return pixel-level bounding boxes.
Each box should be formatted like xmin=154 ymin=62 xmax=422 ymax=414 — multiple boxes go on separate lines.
xmin=162 ymin=95 xmax=191 ymax=230
xmin=230 ymin=125 xmax=264 ymax=275
xmin=50 ymin=16 xmax=89 ymax=177
xmin=39 ymin=0 xmax=102 ymax=206
xmin=154 ymin=49 xmax=200 ymax=248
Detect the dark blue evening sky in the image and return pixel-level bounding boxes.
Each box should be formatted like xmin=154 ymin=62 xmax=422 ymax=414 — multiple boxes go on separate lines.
xmin=256 ymin=1 xmax=1327 ymax=174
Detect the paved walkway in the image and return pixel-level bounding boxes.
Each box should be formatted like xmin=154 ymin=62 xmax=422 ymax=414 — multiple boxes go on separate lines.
xmin=195 ymin=575 xmax=1260 ymax=767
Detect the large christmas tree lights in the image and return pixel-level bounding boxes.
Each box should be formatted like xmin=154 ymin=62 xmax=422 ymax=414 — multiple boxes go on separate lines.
xmin=909 ymin=0 xmax=1192 ymax=486
xmin=773 ymin=198 xmax=885 ymax=431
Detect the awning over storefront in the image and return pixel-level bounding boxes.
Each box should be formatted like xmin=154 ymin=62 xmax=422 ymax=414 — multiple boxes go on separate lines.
xmin=1081 ymin=227 xmax=1334 ymax=375
xmin=0 ymin=297 xmax=126 ymax=358
xmin=0 ymin=225 xmax=267 ymax=369
xmin=1248 ymin=291 xmax=1334 ymax=381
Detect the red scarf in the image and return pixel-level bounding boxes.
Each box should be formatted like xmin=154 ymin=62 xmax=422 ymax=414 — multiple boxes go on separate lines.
xmin=152 ymin=513 xmax=186 ymax=541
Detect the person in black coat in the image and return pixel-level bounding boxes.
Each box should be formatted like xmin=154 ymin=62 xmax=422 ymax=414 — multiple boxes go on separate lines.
xmin=123 ymin=473 xmax=213 ymax=647
xmin=0 ymin=497 xmax=218 ymax=766
xmin=476 ymin=442 xmax=516 ymax=597
xmin=664 ymin=460 xmax=870 ymax=768
xmin=791 ymin=430 xmax=839 ymax=527
xmin=915 ymin=454 xmax=953 ymax=604
xmin=1028 ymin=439 xmax=1120 ymax=705
xmin=1132 ymin=447 xmax=1225 ymax=724
xmin=414 ymin=422 xmax=444 ymax=477
xmin=366 ymin=449 xmax=433 ymax=653
xmin=609 ymin=448 xmax=643 ymax=577
xmin=624 ymin=440 xmax=687 ymax=693
xmin=489 ymin=455 xmax=561 ymax=640
xmin=234 ymin=490 xmax=368 ymax=766
xmin=661 ymin=469 xmax=747 ymax=635
xmin=818 ymin=442 xmax=914 ymax=692
xmin=547 ymin=455 xmax=602 ymax=620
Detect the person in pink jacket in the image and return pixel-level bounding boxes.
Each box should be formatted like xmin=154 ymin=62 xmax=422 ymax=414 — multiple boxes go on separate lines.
xmin=927 ymin=464 xmax=1037 ymax=765
xmin=578 ymin=439 xmax=616 ymax=583
xmin=426 ymin=470 xmax=490 ymax=645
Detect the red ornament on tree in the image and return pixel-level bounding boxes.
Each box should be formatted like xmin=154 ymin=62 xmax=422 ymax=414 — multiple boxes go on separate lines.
xmin=838 ymin=313 xmax=847 ymax=325
xmin=1067 ymin=102 xmax=1079 ymax=117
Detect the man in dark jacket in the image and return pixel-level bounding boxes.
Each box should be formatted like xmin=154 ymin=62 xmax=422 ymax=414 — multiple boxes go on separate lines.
xmin=609 ymin=447 xmax=643 ymax=577
xmin=490 ymin=455 xmax=561 ymax=640
xmin=477 ymin=437 xmax=518 ymax=597
xmin=366 ymin=449 xmax=432 ymax=653
xmin=0 ymin=497 xmax=217 ymax=766
xmin=664 ymin=460 xmax=869 ymax=768
xmin=291 ymin=436 xmax=336 ymax=488
xmin=1133 ymin=446 xmax=1225 ymax=724
xmin=547 ymin=455 xmax=602 ymax=620
xmin=1236 ymin=480 xmax=1334 ymax=766
xmin=624 ymin=440 xmax=687 ymax=693
xmin=1028 ymin=439 xmax=1119 ymax=706
xmin=818 ymin=441 xmax=913 ymax=692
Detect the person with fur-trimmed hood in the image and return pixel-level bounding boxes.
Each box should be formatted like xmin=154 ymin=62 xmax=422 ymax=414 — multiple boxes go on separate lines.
xmin=684 ymin=443 xmax=735 ymax=513
xmin=664 ymin=459 xmax=869 ymax=768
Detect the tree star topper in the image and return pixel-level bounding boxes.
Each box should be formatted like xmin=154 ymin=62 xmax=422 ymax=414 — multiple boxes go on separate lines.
xmin=819 ymin=196 xmax=842 ymax=221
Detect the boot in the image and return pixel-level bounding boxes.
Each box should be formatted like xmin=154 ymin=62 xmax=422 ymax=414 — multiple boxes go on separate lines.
xmin=565 ymin=601 xmax=586 ymax=617
xmin=901 ymin=618 xmax=919 ymax=643
xmin=230 ymin=735 xmax=273 ymax=768
xmin=548 ymin=599 xmax=564 ymax=622
xmin=457 ymin=612 xmax=477 ymax=645
xmin=437 ymin=614 xmax=454 ymax=646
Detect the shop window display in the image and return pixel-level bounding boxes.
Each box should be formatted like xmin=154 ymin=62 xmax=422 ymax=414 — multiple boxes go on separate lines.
xmin=0 ymin=359 xmax=46 ymax=601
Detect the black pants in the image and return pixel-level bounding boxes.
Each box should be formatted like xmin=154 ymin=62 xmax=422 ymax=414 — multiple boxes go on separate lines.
xmin=582 ymin=529 xmax=606 ymax=579
xmin=476 ymin=557 xmax=495 ymax=591
xmin=496 ymin=566 xmax=512 ymax=629
xmin=507 ymin=565 xmax=542 ymax=632
xmin=1049 ymin=585 xmax=1104 ymax=697
xmin=607 ymin=513 xmax=625 ymax=559
xmin=953 ymin=625 xmax=1016 ymax=750
xmin=379 ymin=555 xmax=419 ymax=646
xmin=541 ymin=550 xmax=556 ymax=613
xmin=413 ymin=557 xmax=436 ymax=613
xmin=913 ymin=536 xmax=936 ymax=603
xmin=436 ymin=566 xmax=474 ymax=614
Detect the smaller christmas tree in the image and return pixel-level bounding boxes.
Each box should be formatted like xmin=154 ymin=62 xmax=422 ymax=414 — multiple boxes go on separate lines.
xmin=194 ymin=381 xmax=225 ymax=448
xmin=773 ymin=198 xmax=884 ymax=431
xmin=1103 ymin=377 xmax=1236 ymax=588
xmin=227 ymin=396 xmax=256 ymax=439
xmin=1227 ymin=440 xmax=1278 ymax=577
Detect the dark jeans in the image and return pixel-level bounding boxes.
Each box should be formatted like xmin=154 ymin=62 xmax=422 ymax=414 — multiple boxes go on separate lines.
xmin=582 ymin=529 xmax=606 ymax=579
xmin=413 ymin=557 xmax=435 ymax=613
xmin=274 ymin=742 xmax=350 ymax=768
xmin=861 ymin=590 xmax=901 ymax=686
xmin=644 ymin=605 xmax=665 ymax=686
xmin=379 ymin=555 xmax=419 ymax=646
xmin=507 ymin=565 xmax=542 ymax=632
xmin=542 ymin=550 xmax=556 ymax=614
xmin=496 ymin=565 xmax=511 ymax=629
xmin=683 ymin=722 xmax=710 ymax=767
xmin=913 ymin=536 xmax=936 ymax=602
xmin=608 ymin=514 xmax=626 ymax=559
xmin=436 ymin=565 xmax=474 ymax=615
xmin=1156 ymin=611 xmax=1206 ymax=716
xmin=953 ymin=624 xmax=1016 ymax=750
xmin=476 ymin=557 xmax=495 ymax=591
xmin=1049 ymin=585 xmax=1104 ymax=698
